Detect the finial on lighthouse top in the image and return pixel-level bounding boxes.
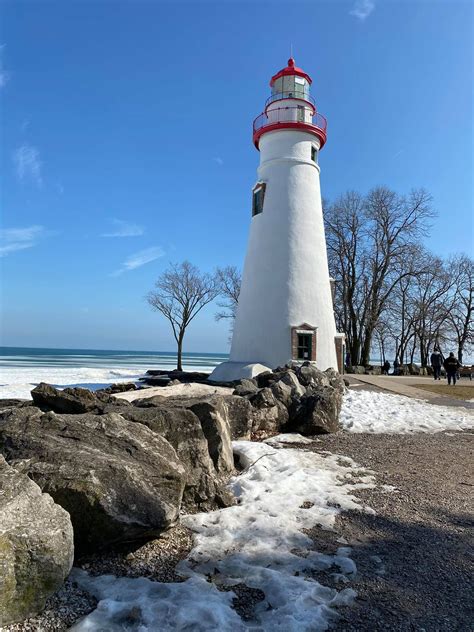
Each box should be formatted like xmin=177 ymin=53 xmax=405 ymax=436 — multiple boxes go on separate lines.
xmin=270 ymin=57 xmax=312 ymax=87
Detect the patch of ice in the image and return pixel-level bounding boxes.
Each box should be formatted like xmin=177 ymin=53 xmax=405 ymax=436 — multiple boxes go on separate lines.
xmin=341 ymin=390 xmax=474 ymax=434
xmin=0 ymin=367 xmax=144 ymax=400
xmin=72 ymin=441 xmax=375 ymax=631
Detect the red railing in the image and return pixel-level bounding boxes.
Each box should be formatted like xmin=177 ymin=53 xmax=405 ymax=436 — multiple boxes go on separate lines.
xmin=253 ymin=106 xmax=327 ymax=148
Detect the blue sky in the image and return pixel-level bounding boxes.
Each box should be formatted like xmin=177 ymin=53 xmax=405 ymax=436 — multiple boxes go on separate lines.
xmin=1 ymin=0 xmax=472 ymax=353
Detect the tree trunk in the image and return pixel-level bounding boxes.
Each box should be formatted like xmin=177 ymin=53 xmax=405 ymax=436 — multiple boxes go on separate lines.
xmin=458 ymin=344 xmax=463 ymax=365
xmin=177 ymin=332 xmax=184 ymax=371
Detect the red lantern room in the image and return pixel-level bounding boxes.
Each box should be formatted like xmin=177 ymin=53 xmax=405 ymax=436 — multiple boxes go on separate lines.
xmin=253 ymin=58 xmax=327 ymax=150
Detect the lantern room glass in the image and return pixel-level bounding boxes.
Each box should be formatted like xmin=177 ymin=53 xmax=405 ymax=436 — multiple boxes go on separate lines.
xmin=272 ymin=76 xmax=309 ymax=100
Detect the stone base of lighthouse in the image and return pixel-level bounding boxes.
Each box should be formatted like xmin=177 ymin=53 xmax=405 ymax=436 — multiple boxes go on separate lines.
xmin=209 ymin=361 xmax=272 ymax=382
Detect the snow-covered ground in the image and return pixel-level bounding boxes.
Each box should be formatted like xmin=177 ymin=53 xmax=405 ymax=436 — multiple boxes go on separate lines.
xmin=71 ymin=437 xmax=375 ymax=631
xmin=341 ymin=390 xmax=474 ymax=434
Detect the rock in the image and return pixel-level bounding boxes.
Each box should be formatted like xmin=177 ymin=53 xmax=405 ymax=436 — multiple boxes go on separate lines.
xmin=288 ymin=387 xmax=342 ymax=435
xmin=0 ymin=455 xmax=74 ymax=626
xmin=248 ymin=388 xmax=289 ymax=434
xmin=30 ymin=383 xmax=119 ymax=414
xmin=0 ymin=399 xmax=33 ymax=410
xmin=256 ymin=371 xmax=276 ymax=388
xmin=323 ymin=368 xmax=346 ymax=394
xmin=297 ymin=364 xmax=331 ymax=389
xmin=270 ymin=379 xmax=293 ymax=407
xmin=0 ymin=406 xmax=185 ymax=555
xmin=343 ymin=377 xmax=351 ymax=387
xmin=117 ymin=404 xmax=234 ymax=510
xmin=365 ymin=365 xmax=382 ymax=375
xmin=347 ymin=365 xmax=366 ymax=375
xmin=233 ymin=378 xmax=258 ymax=397
xmin=97 ymin=382 xmax=138 ymax=394
xmin=279 ymin=370 xmax=306 ymax=397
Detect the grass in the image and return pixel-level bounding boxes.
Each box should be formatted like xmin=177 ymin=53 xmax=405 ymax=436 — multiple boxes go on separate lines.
xmin=412 ymin=382 xmax=474 ymax=400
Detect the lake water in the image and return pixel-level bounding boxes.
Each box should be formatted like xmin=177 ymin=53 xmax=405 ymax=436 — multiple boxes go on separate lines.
xmin=0 ymin=347 xmax=228 ymax=399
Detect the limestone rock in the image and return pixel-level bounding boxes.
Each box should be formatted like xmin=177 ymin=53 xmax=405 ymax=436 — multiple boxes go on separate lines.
xmin=233 ymin=378 xmax=259 ymax=397
xmin=30 ymin=383 xmax=122 ymax=414
xmin=0 ymin=455 xmax=74 ymax=626
xmin=288 ymin=387 xmax=342 ymax=434
xmin=279 ymin=370 xmax=306 ymax=397
xmin=118 ymin=404 xmax=234 ymax=509
xmin=0 ymin=407 xmax=185 ymax=555
xmin=248 ymin=388 xmax=289 ymax=433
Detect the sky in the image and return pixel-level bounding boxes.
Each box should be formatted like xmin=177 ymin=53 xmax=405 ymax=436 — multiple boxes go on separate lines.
xmin=1 ymin=0 xmax=473 ymax=353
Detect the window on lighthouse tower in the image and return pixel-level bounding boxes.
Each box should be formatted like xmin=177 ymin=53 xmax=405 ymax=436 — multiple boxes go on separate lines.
xmin=252 ymin=182 xmax=266 ymax=217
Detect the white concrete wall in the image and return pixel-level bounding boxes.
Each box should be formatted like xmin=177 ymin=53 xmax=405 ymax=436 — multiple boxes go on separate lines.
xmin=229 ymin=129 xmax=338 ymax=371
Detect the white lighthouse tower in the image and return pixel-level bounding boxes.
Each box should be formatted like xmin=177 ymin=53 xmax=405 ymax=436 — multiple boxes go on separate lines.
xmin=211 ymin=58 xmax=343 ymax=382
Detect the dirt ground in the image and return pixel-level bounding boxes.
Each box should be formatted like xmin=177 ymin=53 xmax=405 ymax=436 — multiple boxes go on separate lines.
xmin=305 ymin=430 xmax=474 ymax=632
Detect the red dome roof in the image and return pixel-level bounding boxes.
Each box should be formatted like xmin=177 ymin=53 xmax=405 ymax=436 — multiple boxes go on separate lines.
xmin=270 ymin=57 xmax=313 ymax=87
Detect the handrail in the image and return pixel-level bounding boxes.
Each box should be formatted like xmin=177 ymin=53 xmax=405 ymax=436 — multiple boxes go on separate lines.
xmin=253 ymin=106 xmax=327 ymax=134
xmin=265 ymin=91 xmax=316 ymax=108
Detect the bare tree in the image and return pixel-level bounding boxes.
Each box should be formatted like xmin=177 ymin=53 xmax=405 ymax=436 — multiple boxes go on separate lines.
xmin=147 ymin=261 xmax=219 ymax=371
xmin=447 ymin=254 xmax=474 ymax=363
xmin=215 ymin=266 xmax=241 ymax=322
xmin=326 ymin=187 xmax=435 ymax=365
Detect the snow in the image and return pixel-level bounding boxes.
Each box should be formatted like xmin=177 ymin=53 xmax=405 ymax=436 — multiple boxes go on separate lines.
xmin=71 ymin=440 xmax=375 ymax=631
xmin=263 ymin=432 xmax=316 ymax=445
xmin=341 ymin=389 xmax=474 ymax=434
xmin=0 ymin=366 xmax=144 ymax=400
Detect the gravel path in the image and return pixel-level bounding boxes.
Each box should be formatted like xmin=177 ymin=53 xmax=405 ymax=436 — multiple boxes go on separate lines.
xmin=305 ymin=430 xmax=474 ymax=631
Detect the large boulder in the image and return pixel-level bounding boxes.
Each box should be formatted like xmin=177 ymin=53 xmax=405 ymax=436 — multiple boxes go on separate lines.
xmin=247 ymin=387 xmax=289 ymax=434
xmin=286 ymin=366 xmax=344 ymax=435
xmin=30 ymin=383 xmax=123 ymax=414
xmin=0 ymin=406 xmax=185 ymax=555
xmin=233 ymin=378 xmax=258 ymax=397
xmin=117 ymin=403 xmax=234 ymax=510
xmin=0 ymin=455 xmax=74 ymax=625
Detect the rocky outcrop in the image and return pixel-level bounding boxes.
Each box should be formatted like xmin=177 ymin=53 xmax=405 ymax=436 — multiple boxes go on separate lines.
xmin=0 ymin=407 xmax=185 ymax=555
xmin=117 ymin=402 xmax=234 ymax=509
xmin=31 ymin=382 xmax=122 ymax=414
xmin=0 ymin=456 xmax=74 ymax=626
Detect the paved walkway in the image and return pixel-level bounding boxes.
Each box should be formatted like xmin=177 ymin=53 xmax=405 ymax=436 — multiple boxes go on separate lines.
xmin=349 ymin=374 xmax=474 ymax=410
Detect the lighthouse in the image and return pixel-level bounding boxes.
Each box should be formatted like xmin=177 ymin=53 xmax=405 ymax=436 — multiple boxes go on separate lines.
xmin=210 ymin=58 xmax=344 ymax=382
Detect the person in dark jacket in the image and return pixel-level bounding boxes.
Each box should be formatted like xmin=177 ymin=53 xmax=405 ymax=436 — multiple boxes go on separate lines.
xmin=393 ymin=358 xmax=400 ymax=376
xmin=443 ymin=352 xmax=460 ymax=386
xmin=382 ymin=360 xmax=390 ymax=375
xmin=430 ymin=349 xmax=443 ymax=381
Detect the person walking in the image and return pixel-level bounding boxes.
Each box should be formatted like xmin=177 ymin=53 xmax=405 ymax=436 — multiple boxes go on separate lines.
xmin=382 ymin=360 xmax=391 ymax=375
xmin=443 ymin=352 xmax=460 ymax=386
xmin=430 ymin=348 xmax=443 ymax=381
xmin=393 ymin=358 xmax=400 ymax=376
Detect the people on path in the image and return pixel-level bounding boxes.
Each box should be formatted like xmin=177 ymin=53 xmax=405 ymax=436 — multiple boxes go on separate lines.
xmin=382 ymin=360 xmax=391 ymax=375
xmin=443 ymin=352 xmax=461 ymax=386
xmin=393 ymin=358 xmax=400 ymax=376
xmin=430 ymin=348 xmax=443 ymax=381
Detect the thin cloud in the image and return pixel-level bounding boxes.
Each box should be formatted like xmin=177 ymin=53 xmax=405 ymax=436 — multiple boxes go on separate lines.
xmin=350 ymin=0 xmax=375 ymax=20
xmin=0 ymin=224 xmax=46 ymax=257
xmin=102 ymin=219 xmax=144 ymax=237
xmin=0 ymin=44 xmax=9 ymax=89
xmin=13 ymin=144 xmax=43 ymax=187
xmin=213 ymin=157 xmax=224 ymax=166
xmin=111 ymin=246 xmax=164 ymax=276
